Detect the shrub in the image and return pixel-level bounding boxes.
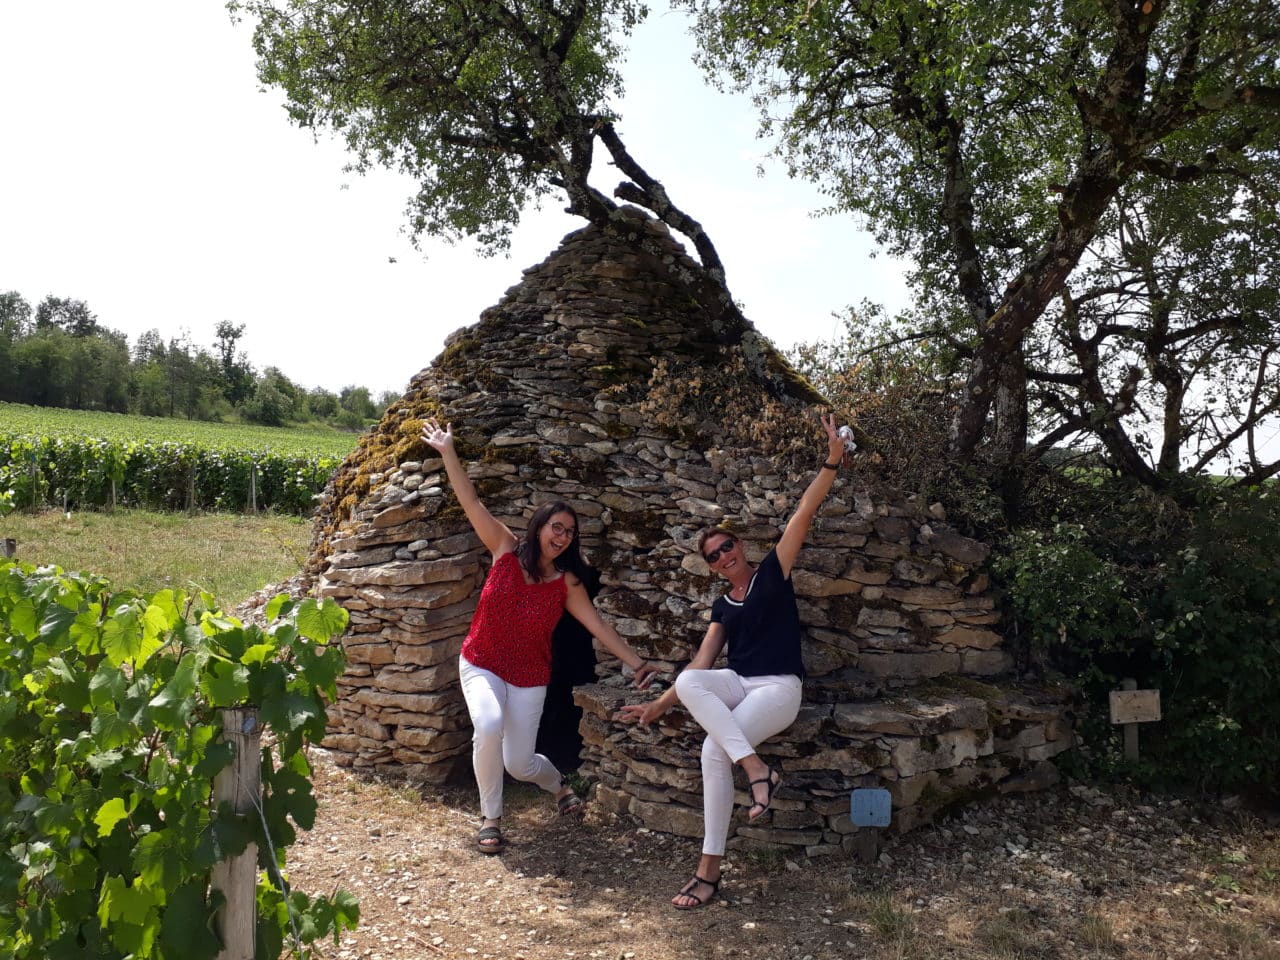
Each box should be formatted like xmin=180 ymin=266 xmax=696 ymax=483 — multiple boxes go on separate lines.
xmin=995 ymin=479 xmax=1280 ymax=798
xmin=0 ymin=560 xmax=358 ymax=958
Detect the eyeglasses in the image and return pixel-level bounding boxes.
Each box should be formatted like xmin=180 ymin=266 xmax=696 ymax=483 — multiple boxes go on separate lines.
xmin=548 ymin=521 xmax=576 ymax=538
xmin=703 ymin=537 xmax=736 ymax=564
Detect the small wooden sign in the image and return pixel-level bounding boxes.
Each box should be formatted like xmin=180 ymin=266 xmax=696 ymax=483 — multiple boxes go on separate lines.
xmin=1109 ymin=689 xmax=1161 ymax=725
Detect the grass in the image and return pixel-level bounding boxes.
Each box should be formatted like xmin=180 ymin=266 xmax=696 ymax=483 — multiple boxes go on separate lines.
xmin=0 ymin=508 xmax=309 ymax=608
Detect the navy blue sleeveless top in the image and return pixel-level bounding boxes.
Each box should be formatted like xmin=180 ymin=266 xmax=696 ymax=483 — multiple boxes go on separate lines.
xmin=709 ymin=549 xmax=806 ymax=678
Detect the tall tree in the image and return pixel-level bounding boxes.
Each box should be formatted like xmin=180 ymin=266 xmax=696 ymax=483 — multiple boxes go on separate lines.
xmin=213 ymin=320 xmax=255 ymax=405
xmin=688 ymin=0 xmax=1280 ymax=492
xmin=232 ymin=0 xmax=822 ymax=401
xmin=34 ymin=295 xmax=99 ymax=337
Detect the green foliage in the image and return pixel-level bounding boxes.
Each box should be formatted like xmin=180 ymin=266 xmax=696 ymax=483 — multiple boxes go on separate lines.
xmin=234 ymin=0 xmax=643 ymax=254
xmin=0 ymin=560 xmax=357 ymax=958
xmin=0 ymin=402 xmax=354 ymax=515
xmin=994 ymin=479 xmax=1280 ymax=797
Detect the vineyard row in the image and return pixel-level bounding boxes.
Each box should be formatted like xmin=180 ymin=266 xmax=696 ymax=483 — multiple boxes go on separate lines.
xmin=0 ymin=434 xmax=341 ymax=515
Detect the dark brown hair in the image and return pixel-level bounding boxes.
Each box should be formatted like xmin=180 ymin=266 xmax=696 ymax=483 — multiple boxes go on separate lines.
xmin=517 ymin=500 xmax=586 ymax=582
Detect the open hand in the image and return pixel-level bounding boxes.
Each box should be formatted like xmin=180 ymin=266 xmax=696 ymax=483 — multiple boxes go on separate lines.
xmin=616 ymin=700 xmax=667 ymax=727
xmin=421 ymin=418 xmax=454 ymax=454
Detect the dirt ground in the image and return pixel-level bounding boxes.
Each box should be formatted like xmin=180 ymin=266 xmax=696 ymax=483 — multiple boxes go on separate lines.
xmin=287 ymin=750 xmax=1280 ymax=960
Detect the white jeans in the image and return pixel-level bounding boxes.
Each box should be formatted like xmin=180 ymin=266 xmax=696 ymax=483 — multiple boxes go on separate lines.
xmin=458 ymin=656 xmax=563 ymax=820
xmin=674 ymin=668 xmax=803 ymax=856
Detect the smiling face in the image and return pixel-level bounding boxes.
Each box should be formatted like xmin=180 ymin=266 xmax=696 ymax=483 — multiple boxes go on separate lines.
xmin=701 ymin=532 xmax=746 ymax=578
xmin=538 ymin=510 xmax=577 ymax=560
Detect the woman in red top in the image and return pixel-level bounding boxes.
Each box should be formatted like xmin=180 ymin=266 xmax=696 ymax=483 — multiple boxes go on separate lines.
xmin=423 ymin=419 xmax=659 ymax=853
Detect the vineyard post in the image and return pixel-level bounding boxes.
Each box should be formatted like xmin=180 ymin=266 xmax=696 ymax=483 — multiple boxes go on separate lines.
xmin=186 ymin=463 xmax=196 ymax=514
xmin=28 ymin=452 xmax=38 ymax=513
xmin=212 ymin=708 xmax=261 ymax=960
xmin=248 ymin=460 xmax=258 ymax=514
xmin=109 ymin=477 xmax=116 ymax=513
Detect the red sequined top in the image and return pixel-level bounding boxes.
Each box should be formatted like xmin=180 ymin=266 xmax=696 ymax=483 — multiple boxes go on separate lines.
xmin=461 ymin=551 xmax=569 ymax=687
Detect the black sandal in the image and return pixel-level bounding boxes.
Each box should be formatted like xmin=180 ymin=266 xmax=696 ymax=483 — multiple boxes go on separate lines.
xmin=747 ymin=766 xmax=780 ymax=821
xmin=672 ymin=874 xmax=720 ymax=911
xmin=476 ymin=821 xmax=504 ymax=854
xmin=557 ymin=792 xmax=584 ymax=816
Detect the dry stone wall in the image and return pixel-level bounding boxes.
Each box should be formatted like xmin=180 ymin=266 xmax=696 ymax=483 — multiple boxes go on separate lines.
xmin=311 ymin=210 xmax=1074 ymax=850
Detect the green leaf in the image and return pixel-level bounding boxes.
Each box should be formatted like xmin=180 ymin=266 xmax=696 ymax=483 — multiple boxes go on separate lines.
xmin=98 ymin=875 xmax=159 ymax=954
xmin=158 ymin=882 xmax=221 ymax=960
xmin=133 ymin=830 xmax=182 ymax=895
xmin=200 ymin=660 xmax=250 ymax=708
xmin=101 ymin=604 xmax=163 ymax=668
xmin=9 ymin=597 xmax=38 ymax=639
xmin=147 ymin=652 xmax=200 ymax=728
xmin=38 ymin=602 xmax=78 ymax=646
xmin=264 ymin=593 xmax=290 ymax=622
xmin=89 ymin=661 xmax=127 ymax=708
xmin=94 ymin=796 xmax=136 ymax=839
xmin=295 ymin=598 xmax=348 ymax=643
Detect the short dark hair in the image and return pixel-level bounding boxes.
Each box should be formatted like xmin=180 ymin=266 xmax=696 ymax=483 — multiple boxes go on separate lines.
xmin=696 ymin=525 xmax=735 ymax=558
xmin=517 ymin=500 xmax=587 ymax=582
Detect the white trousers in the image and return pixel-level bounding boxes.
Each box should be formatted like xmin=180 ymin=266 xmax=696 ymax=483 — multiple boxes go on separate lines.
xmin=674 ymin=668 xmax=803 ymax=856
xmin=458 ymin=656 xmax=563 ymax=820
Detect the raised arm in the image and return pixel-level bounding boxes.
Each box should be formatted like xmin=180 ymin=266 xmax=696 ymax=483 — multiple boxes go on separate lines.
xmin=564 ymin=580 xmax=659 ymax=689
xmin=617 ymin=621 xmax=728 ymax=726
xmin=775 ymin=413 xmax=846 ymax=578
xmin=421 ymin=419 xmax=517 ymax=558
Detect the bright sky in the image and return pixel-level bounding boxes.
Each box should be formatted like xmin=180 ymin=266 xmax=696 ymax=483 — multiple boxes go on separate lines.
xmin=0 ymin=3 xmax=908 ymax=398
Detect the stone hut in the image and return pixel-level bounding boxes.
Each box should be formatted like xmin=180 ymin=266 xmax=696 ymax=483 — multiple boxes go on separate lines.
xmin=311 ymin=210 xmax=1074 ymax=857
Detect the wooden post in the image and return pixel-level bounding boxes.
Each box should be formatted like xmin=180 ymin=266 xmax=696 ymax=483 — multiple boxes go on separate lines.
xmin=108 ymin=477 xmax=116 ymax=514
xmin=1110 ymin=679 xmax=1160 ymax=763
xmin=0 ymin=539 xmax=16 ymax=559
xmin=1121 ymin=678 xmax=1139 ymax=761
xmin=248 ymin=461 xmax=258 ymax=514
xmin=28 ymin=455 xmax=38 ymax=513
xmin=212 ymin=709 xmax=260 ymax=960
xmin=186 ymin=464 xmax=196 ymax=514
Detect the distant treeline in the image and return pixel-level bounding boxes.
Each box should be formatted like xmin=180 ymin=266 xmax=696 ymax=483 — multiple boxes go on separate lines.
xmin=0 ymin=289 xmax=396 ymax=429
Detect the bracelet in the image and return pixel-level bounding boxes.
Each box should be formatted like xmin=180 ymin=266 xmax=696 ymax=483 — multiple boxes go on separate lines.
xmin=821 ymin=461 xmax=840 ymax=470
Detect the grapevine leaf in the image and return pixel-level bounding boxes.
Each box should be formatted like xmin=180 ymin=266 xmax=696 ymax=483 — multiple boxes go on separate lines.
xmin=94 ymin=797 xmax=135 ymax=839
xmin=260 ymin=690 xmax=321 ymax=734
xmin=263 ymin=762 xmax=317 ymax=832
xmin=98 ymin=875 xmax=159 ymax=954
xmin=101 ymin=605 xmax=163 ymax=668
xmin=241 ymin=642 xmax=277 ymax=666
xmin=89 ymin=661 xmax=127 ymax=708
xmin=91 ymin=707 xmax=134 ymax=750
xmin=147 ymin=589 xmax=184 ymax=632
xmin=191 ymin=739 xmax=235 ymax=781
xmin=9 ymin=598 xmax=38 ymax=639
xmin=295 ymin=598 xmax=348 ymax=643
xmin=264 ymin=593 xmax=290 ymax=622
xmin=87 ymin=748 xmax=125 ymax=772
xmin=199 ymin=660 xmax=250 ymax=708
xmin=71 ymin=603 xmax=103 ymax=655
xmin=39 ymin=602 xmax=78 ymax=646
xmin=147 ymin=653 xmax=200 ymax=728
xmin=132 ymin=830 xmax=182 ymax=895
xmin=158 ymin=882 xmax=220 ymax=960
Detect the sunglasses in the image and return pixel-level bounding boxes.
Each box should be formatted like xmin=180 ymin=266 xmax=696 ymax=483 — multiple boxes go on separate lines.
xmin=548 ymin=520 xmax=577 ymax=538
xmin=703 ymin=537 xmax=736 ymax=563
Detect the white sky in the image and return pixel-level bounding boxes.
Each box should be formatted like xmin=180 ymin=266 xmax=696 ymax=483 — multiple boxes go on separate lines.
xmin=0 ymin=2 xmax=910 ymax=397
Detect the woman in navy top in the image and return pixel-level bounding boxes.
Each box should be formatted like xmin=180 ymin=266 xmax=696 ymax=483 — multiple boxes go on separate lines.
xmin=621 ymin=413 xmax=846 ymax=909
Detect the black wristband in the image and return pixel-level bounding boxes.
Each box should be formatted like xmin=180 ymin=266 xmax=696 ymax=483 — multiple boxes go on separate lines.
xmin=821 ymin=461 xmax=840 ymax=470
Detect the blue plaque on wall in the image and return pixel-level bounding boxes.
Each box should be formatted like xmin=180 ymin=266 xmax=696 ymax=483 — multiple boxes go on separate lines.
xmin=850 ymin=788 xmax=892 ymax=828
